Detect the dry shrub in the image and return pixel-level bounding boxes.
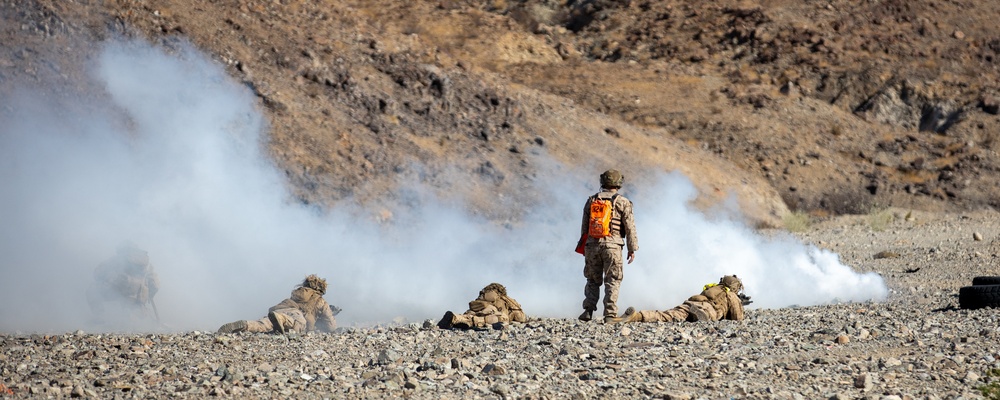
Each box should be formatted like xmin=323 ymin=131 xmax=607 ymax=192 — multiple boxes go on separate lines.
xmin=783 ymin=211 xmax=811 ymax=232
xmin=867 ymin=205 xmax=894 ymax=232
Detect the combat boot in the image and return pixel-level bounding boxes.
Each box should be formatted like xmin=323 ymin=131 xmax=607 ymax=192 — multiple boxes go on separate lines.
xmin=578 ymin=310 xmax=593 ymax=322
xmin=437 ymin=311 xmax=456 ymax=329
xmin=217 ymin=320 xmax=248 ymax=334
xmin=604 ymin=307 xmax=639 ymax=324
xmin=268 ymin=311 xmax=285 ymax=334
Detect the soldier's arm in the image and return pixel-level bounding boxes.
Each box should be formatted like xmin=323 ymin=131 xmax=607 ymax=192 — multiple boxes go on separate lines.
xmin=726 ymin=292 xmax=745 ymax=321
xmin=316 ymin=299 xmax=337 ymax=332
xmin=622 ymin=199 xmax=638 ymax=253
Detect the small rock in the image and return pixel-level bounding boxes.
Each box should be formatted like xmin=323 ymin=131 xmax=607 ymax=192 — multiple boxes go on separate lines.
xmin=973 ymin=232 xmax=983 ymax=241
xmin=836 ymin=335 xmax=849 ymax=344
xmin=954 ymin=30 xmax=965 ymax=39
xmin=874 ymin=251 xmax=900 ymax=259
xmin=482 ymin=363 xmax=506 ymax=375
xmin=404 ymin=377 xmax=420 ymax=390
xmin=853 ymin=374 xmax=872 ymax=389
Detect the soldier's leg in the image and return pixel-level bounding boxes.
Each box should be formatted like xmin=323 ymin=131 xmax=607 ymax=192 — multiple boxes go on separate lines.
xmin=470 ymin=314 xmax=502 ymax=329
xmin=652 ymin=304 xmax=692 ymax=322
xmin=582 ymin=249 xmax=604 ymax=315
xmin=451 ymin=313 xmax=473 ymax=329
xmin=218 ymin=317 xmax=266 ymax=333
xmin=245 ymin=317 xmax=275 ymax=332
xmin=269 ymin=309 xmax=307 ymax=333
xmin=602 ymin=246 xmax=624 ymax=318
xmin=686 ymin=301 xmax=719 ymax=322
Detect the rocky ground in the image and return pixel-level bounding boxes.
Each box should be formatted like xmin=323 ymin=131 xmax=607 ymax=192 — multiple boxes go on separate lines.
xmin=3 ymin=210 xmax=999 ymax=399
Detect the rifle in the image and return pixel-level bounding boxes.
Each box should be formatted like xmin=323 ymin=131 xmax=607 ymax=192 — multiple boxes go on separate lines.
xmin=329 ymin=304 xmax=342 ymax=316
xmin=738 ymin=293 xmax=753 ymax=306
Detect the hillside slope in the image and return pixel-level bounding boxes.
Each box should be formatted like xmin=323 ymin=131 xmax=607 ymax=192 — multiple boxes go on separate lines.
xmin=3 ymin=0 xmax=999 ymax=225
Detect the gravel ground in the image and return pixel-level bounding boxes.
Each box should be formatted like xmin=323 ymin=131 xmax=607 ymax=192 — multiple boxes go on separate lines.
xmin=2 ymin=209 xmax=999 ymax=399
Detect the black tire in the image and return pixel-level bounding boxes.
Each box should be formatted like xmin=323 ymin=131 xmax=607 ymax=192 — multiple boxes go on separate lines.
xmin=959 ymin=285 xmax=1000 ymax=309
xmin=972 ymin=276 xmax=1000 ymax=286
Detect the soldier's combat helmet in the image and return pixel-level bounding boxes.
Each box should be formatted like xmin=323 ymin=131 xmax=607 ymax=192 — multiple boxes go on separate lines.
xmin=719 ymin=275 xmax=743 ymax=293
xmin=117 ymin=240 xmax=149 ymax=267
xmin=302 ymin=274 xmax=328 ymax=295
xmin=600 ymin=169 xmax=624 ymax=189
xmin=481 ymin=282 xmax=507 ymax=296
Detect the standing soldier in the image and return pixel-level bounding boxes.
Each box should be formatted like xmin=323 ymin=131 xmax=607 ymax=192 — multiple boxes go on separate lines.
xmin=609 ymin=275 xmax=750 ymax=323
xmin=579 ymin=169 xmax=638 ymax=323
xmin=217 ymin=274 xmax=338 ymax=334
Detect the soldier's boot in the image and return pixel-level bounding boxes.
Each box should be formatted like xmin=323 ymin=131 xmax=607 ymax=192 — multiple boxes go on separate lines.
xmin=578 ymin=310 xmax=593 ymax=322
xmin=217 ymin=320 xmax=248 ymax=334
xmin=605 ymin=307 xmax=640 ymax=324
xmin=437 ymin=311 xmax=456 ymax=329
xmin=268 ymin=311 xmax=285 ymax=334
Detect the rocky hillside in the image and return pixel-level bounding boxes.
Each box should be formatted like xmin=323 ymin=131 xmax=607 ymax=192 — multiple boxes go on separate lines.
xmin=2 ymin=0 xmax=999 ymax=225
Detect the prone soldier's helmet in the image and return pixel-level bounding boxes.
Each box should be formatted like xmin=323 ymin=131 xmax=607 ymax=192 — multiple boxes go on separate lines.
xmin=302 ymin=274 xmax=328 ymax=295
xmin=720 ymin=275 xmax=743 ymax=293
xmin=481 ymin=282 xmax=507 ymax=297
xmin=600 ymin=169 xmax=624 ymax=189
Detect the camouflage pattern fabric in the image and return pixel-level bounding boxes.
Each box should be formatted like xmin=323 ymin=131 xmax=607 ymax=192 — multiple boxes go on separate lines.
xmin=628 ymin=277 xmax=746 ymax=323
xmin=87 ymin=247 xmax=159 ymax=320
xmin=441 ymin=284 xmax=527 ymax=329
xmin=580 ymin=190 xmax=638 ymax=318
xmin=582 ymin=242 xmax=624 ymax=317
xmin=217 ymin=280 xmax=337 ymax=334
xmin=243 ymin=308 xmax=307 ymax=333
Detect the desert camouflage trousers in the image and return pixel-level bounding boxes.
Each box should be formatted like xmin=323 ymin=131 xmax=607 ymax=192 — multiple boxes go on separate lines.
xmin=245 ymin=308 xmax=307 ymax=333
xmin=452 ymin=307 xmax=509 ymax=329
xmin=637 ymin=301 xmax=719 ymax=323
xmin=583 ymin=242 xmax=624 ymax=317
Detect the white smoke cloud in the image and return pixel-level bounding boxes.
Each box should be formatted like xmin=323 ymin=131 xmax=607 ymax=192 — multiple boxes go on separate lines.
xmin=0 ymin=38 xmax=887 ymax=333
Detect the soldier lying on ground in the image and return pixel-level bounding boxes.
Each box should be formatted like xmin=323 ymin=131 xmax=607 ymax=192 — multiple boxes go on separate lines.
xmin=608 ymin=275 xmax=751 ymax=323
xmin=86 ymin=241 xmax=160 ymax=322
xmin=438 ymin=283 xmax=527 ymax=329
xmin=218 ymin=274 xmax=338 ymax=334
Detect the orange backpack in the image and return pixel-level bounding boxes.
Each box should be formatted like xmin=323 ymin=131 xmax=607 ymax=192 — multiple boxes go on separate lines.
xmin=587 ymin=194 xmax=618 ymax=238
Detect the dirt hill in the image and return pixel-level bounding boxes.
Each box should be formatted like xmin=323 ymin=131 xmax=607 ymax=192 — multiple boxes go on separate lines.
xmin=3 ymin=0 xmax=1000 ymax=225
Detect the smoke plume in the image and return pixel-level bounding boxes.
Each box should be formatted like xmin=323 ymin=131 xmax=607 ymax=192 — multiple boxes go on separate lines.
xmin=0 ymin=39 xmax=887 ymax=333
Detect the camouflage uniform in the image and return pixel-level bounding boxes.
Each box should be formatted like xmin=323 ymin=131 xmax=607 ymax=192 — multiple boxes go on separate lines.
xmin=86 ymin=242 xmax=160 ymax=320
xmin=218 ymin=275 xmax=337 ymax=334
xmin=580 ymin=170 xmax=638 ymax=321
xmin=616 ymin=275 xmax=746 ymax=323
xmin=439 ymin=283 xmax=527 ymax=329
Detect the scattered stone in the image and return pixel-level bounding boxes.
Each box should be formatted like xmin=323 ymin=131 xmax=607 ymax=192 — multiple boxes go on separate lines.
xmin=874 ymin=251 xmax=900 ymax=259
xmin=854 ymin=374 xmax=872 ymax=389
xmin=973 ymin=232 xmax=983 ymax=241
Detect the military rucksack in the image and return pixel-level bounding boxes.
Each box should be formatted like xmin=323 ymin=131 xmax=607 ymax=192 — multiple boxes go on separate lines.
xmin=587 ymin=194 xmax=618 ymax=238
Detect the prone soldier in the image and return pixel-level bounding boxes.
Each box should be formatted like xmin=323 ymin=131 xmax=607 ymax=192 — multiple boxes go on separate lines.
xmin=438 ymin=283 xmax=527 ymax=329
xmin=218 ymin=274 xmax=338 ymax=334
xmin=609 ymin=275 xmax=751 ymax=323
